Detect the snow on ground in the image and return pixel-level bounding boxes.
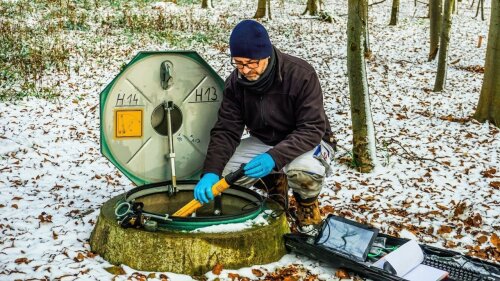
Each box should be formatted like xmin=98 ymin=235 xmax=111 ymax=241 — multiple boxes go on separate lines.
xmin=0 ymin=0 xmax=498 ymax=280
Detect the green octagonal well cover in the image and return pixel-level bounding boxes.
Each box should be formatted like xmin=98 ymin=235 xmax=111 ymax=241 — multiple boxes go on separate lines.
xmin=100 ymin=51 xmax=224 ymax=186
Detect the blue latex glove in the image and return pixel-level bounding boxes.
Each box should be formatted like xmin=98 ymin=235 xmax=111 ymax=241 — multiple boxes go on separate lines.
xmin=194 ymin=173 xmax=219 ymax=204
xmin=244 ymin=153 xmax=275 ymax=178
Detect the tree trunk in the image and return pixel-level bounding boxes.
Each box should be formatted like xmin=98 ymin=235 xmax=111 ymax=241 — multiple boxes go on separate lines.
xmin=254 ymin=0 xmax=269 ymax=19
xmin=475 ymin=0 xmax=485 ymax=21
xmin=347 ymin=0 xmax=376 ymax=173
xmin=389 ymin=0 xmax=400 ymax=25
xmin=302 ymin=0 xmax=320 ymax=16
xmin=429 ymin=0 xmax=442 ymax=61
xmin=474 ymin=0 xmax=500 ymax=126
xmin=267 ymin=0 xmax=272 ymax=19
xmin=433 ymin=0 xmax=454 ymax=92
xmin=201 ymin=0 xmax=213 ymax=9
xmin=362 ymin=1 xmax=372 ymax=58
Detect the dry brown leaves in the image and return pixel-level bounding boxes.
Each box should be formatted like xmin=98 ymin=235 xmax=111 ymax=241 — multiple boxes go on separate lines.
xmin=477 ymin=235 xmax=488 ymax=244
xmin=335 ymin=268 xmax=351 ymax=279
xmin=129 ymin=272 xmax=148 ymax=281
xmin=257 ymin=264 xmax=318 ymax=281
xmin=73 ymin=252 xmax=85 ymax=262
xmin=212 ymin=263 xmax=223 ymax=275
xmin=251 ymin=268 xmax=264 ymax=277
xmin=437 ymin=225 xmax=453 ymax=235
xmin=455 ymin=64 xmax=484 ymax=73
xmin=490 ymin=181 xmax=500 ymax=189
xmin=228 ymin=272 xmax=241 ymax=280
xmin=453 ymin=201 xmax=468 ymax=217
xmin=464 ymin=213 xmax=482 ymax=227
xmin=37 ymin=212 xmax=52 ymax=223
xmin=14 ymin=257 xmax=30 ymax=264
xmin=466 ymin=246 xmax=500 ymax=262
xmin=481 ymin=168 xmax=497 ymax=178
xmin=320 ymin=205 xmax=335 ymax=216
xmin=491 ymin=233 xmax=500 ymax=250
xmin=438 ymin=115 xmax=471 ymax=123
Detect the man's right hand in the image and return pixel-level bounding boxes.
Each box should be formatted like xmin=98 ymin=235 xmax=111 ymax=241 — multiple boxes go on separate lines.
xmin=194 ymin=173 xmax=220 ymax=204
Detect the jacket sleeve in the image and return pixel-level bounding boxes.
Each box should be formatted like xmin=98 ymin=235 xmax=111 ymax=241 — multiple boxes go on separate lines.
xmin=267 ymin=70 xmax=326 ymax=170
xmin=202 ymin=78 xmax=245 ymax=176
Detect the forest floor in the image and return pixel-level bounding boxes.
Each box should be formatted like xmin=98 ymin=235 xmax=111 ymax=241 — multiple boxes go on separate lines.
xmin=0 ymin=0 xmax=498 ymax=280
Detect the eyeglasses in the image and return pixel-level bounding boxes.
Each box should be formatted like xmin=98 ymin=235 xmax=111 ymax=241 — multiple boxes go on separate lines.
xmin=230 ymin=59 xmax=263 ymax=70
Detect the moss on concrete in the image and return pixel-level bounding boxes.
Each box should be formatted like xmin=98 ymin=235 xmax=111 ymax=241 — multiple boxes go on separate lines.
xmin=90 ymin=195 xmax=289 ymax=275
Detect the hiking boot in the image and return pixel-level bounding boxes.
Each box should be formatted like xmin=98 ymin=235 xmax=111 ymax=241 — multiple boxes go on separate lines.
xmin=294 ymin=193 xmax=322 ymax=235
xmin=254 ymin=173 xmax=288 ymax=209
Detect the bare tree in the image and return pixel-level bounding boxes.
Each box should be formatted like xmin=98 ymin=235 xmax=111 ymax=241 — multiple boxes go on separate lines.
xmin=474 ymin=0 xmax=485 ymax=20
xmin=363 ymin=2 xmax=372 ymax=58
xmin=254 ymin=0 xmax=271 ymax=19
xmin=347 ymin=0 xmax=377 ymax=172
xmin=433 ymin=0 xmax=454 ymax=92
xmin=302 ymin=0 xmax=321 ymax=16
xmin=389 ymin=0 xmax=400 ymax=25
xmin=429 ymin=0 xmax=442 ymax=60
xmin=474 ymin=0 xmax=500 ymax=126
xmin=201 ymin=0 xmax=214 ymax=9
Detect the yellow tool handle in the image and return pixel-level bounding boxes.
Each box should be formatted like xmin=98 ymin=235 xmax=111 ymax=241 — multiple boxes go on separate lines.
xmin=172 ymin=178 xmax=230 ymax=217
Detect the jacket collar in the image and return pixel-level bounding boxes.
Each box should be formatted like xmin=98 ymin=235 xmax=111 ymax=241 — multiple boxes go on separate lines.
xmin=273 ymin=46 xmax=284 ymax=83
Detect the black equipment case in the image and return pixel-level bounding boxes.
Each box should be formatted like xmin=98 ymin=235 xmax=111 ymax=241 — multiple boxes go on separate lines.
xmin=284 ymin=232 xmax=500 ymax=281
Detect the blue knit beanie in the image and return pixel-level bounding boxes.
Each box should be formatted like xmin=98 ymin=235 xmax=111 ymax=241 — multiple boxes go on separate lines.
xmin=229 ymin=20 xmax=272 ymax=59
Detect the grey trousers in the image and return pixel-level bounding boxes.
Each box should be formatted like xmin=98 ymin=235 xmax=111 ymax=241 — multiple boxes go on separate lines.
xmin=222 ymin=136 xmax=334 ymax=200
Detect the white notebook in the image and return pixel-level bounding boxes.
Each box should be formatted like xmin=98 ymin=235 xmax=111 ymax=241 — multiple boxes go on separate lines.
xmin=373 ymin=240 xmax=448 ymax=281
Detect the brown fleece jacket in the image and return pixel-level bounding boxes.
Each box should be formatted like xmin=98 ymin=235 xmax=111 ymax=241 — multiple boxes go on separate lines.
xmin=203 ymin=47 xmax=333 ymax=176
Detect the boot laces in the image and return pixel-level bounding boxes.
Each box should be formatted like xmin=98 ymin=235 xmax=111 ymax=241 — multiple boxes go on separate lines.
xmin=299 ymin=203 xmax=315 ymax=219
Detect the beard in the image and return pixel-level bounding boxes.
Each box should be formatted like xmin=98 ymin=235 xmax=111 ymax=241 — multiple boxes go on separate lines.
xmin=243 ymin=70 xmax=261 ymax=81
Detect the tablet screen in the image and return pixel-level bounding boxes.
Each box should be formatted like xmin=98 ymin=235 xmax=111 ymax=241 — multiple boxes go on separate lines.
xmin=315 ymin=216 xmax=378 ymax=261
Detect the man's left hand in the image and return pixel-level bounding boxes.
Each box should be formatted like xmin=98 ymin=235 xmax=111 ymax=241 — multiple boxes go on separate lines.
xmin=244 ymin=153 xmax=275 ymax=178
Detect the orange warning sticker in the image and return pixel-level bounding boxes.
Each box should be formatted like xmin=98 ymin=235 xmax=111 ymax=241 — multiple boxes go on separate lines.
xmin=115 ymin=109 xmax=143 ymax=138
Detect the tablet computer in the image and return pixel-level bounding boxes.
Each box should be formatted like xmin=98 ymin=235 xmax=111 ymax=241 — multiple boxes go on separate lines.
xmin=315 ymin=215 xmax=379 ymax=262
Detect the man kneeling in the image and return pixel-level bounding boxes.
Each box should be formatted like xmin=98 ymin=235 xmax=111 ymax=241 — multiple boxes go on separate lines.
xmin=194 ymin=20 xmax=335 ymax=233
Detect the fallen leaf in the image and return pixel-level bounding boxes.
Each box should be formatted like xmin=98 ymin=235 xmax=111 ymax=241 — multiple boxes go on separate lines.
xmin=212 ymin=263 xmax=223 ymax=275
xmin=491 ymin=233 xmax=500 ymax=250
xmin=489 ymin=181 xmax=500 ymax=189
xmin=436 ymin=204 xmax=448 ymax=211
xmin=334 ymin=182 xmax=342 ymax=190
xmin=15 ymin=257 xmax=30 ymax=264
xmin=320 ymin=205 xmax=334 ymax=215
xmin=38 ymin=212 xmax=53 ymax=223
xmin=252 ymin=268 xmax=264 ymax=277
xmin=86 ymin=251 xmax=96 ymax=258
xmin=437 ymin=225 xmax=453 ymax=235
xmin=481 ymin=168 xmax=496 ymax=178
xmin=74 ymin=252 xmax=85 ymax=262
xmin=335 ymin=268 xmax=350 ymax=279
xmin=477 ymin=235 xmax=488 ymax=244
xmin=465 ymin=213 xmax=482 ymax=227
xmin=453 ymin=201 xmax=467 ymax=217
xmin=445 ymin=240 xmax=457 ymax=248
